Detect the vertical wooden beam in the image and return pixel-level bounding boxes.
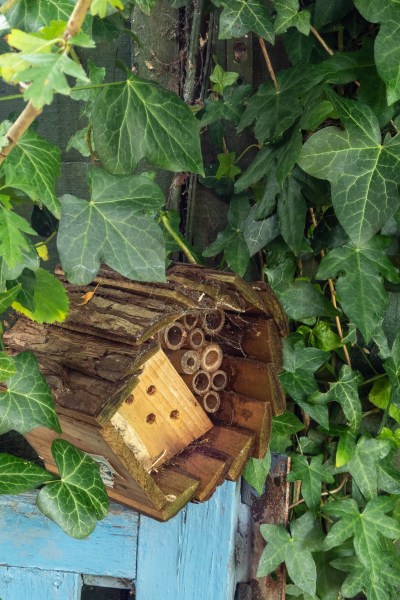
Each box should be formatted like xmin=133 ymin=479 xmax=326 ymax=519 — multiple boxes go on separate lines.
xmin=244 ymin=454 xmax=290 ymax=599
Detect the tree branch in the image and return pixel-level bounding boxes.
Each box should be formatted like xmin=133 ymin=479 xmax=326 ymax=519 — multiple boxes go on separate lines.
xmin=0 ymin=0 xmax=93 ymax=166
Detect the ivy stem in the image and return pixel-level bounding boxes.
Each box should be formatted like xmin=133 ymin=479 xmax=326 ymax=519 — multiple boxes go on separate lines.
xmin=234 ymin=143 xmax=261 ymax=164
xmin=85 ymin=124 xmax=99 ymax=167
xmin=0 ymin=0 xmax=17 ymax=14
xmin=310 ymin=208 xmax=352 ymax=367
xmin=0 ymin=0 xmax=93 ymax=166
xmin=258 ymin=38 xmax=279 ymax=92
xmin=288 ymin=474 xmax=349 ymax=510
xmin=358 ymin=373 xmax=386 ymax=387
xmin=34 ymin=231 xmax=57 ymax=248
xmin=310 ymin=25 xmax=334 ymax=56
xmin=160 ymin=213 xmax=199 ymax=265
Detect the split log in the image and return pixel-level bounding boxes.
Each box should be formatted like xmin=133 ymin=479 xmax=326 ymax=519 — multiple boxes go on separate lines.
xmin=226 ymin=315 xmax=283 ymax=370
xmin=215 ymin=391 xmax=272 ymax=458
xmin=222 ymin=356 xmax=286 ymax=415
xmin=168 ymin=447 xmax=229 ymax=501
xmin=199 ymin=425 xmax=255 ymax=480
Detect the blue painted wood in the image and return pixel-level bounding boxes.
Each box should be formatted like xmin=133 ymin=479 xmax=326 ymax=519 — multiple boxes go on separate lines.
xmin=0 ymin=492 xmax=137 ymax=579
xmin=0 ymin=567 xmax=82 ymax=599
xmin=135 ymin=480 xmax=241 ymax=600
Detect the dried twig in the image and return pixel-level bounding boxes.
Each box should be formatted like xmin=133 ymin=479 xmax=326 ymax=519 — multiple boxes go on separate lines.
xmin=259 ymin=38 xmax=279 ymax=92
xmin=310 ymin=25 xmax=334 ymax=56
xmin=288 ymin=473 xmax=349 ymax=510
xmin=310 ymin=208 xmax=351 ymax=367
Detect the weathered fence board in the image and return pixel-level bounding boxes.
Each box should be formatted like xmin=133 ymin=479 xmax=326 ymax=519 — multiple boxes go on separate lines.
xmin=0 ymin=567 xmax=82 ymax=600
xmin=136 ymin=480 xmax=243 ymax=599
xmin=0 ymin=492 xmax=137 ymax=579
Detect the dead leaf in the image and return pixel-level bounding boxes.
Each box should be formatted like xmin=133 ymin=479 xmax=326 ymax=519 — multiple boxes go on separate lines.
xmin=79 ymin=283 xmax=99 ymax=306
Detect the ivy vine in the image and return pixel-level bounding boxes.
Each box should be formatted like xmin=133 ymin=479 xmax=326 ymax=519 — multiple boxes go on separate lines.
xmin=0 ymin=1 xmax=399 ymax=598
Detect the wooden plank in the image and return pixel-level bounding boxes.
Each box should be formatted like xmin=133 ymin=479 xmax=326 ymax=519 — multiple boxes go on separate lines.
xmin=0 ymin=567 xmax=82 ymax=600
xmin=222 ymin=356 xmax=286 ymax=415
xmin=136 ymin=480 xmax=241 ymax=599
xmin=226 ymin=315 xmax=283 ymax=369
xmin=201 ymin=425 xmax=255 ymax=480
xmin=0 ymin=492 xmax=137 ymax=578
xmin=168 ymin=447 xmax=229 ymax=501
xmin=216 ymin=391 xmax=272 ymax=458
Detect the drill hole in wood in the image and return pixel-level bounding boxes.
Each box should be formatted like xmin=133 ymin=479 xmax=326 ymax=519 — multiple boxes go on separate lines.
xmin=146 ymin=413 xmax=156 ymax=424
xmin=170 ymin=410 xmax=180 ymax=420
xmin=146 ymin=385 xmax=156 ymax=395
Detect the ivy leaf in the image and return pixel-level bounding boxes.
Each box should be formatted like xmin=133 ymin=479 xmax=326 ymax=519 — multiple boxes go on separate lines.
xmin=310 ymin=365 xmax=363 ymax=432
xmin=336 ymin=428 xmax=357 ymax=467
xmin=270 ymin=411 xmax=304 ymax=452
xmin=16 ymin=53 xmax=89 ymax=108
xmin=258 ymin=512 xmax=321 ymax=596
xmin=91 ymin=0 xmax=123 ymax=18
xmin=317 ymin=238 xmax=400 ymax=343
xmin=0 ymin=247 xmax=39 ymax=287
xmin=323 ymin=497 xmax=400 ymax=585
xmin=0 ymin=284 xmax=21 ymax=314
xmin=272 ymin=0 xmax=310 ymax=35
xmin=200 ymin=84 xmax=252 ymax=127
xmin=4 ymin=0 xmax=76 ymax=31
xmin=279 ymin=281 xmax=338 ymax=321
xmin=3 ymin=128 xmax=61 ymax=218
xmin=0 ymin=206 xmax=37 ymax=269
xmin=218 ymin=0 xmax=275 ymax=42
xmin=384 ymin=331 xmax=400 ymax=407
xmin=36 ymin=439 xmax=109 ymax=539
xmin=0 ymin=453 xmax=54 ymax=494
xmin=309 ymin=321 xmax=342 ymax=352
xmin=243 ymin=211 xmax=279 ymax=256
xmin=277 ymin=175 xmax=306 ymax=255
xmin=238 ymin=65 xmax=323 ymax=143
xmin=12 ymin=268 xmax=69 ymax=324
xmin=57 ymin=168 xmax=166 ymax=285
xmin=0 ymin=352 xmax=61 ymax=435
xmin=313 ymin=0 xmax=353 ymax=28
xmin=280 ymin=338 xmax=329 ymax=402
xmin=216 ymin=152 xmax=241 ymax=180
xmin=354 ymin=1 xmax=400 ymax=104
xmin=93 ymin=76 xmax=203 ymax=175
xmin=210 ymin=64 xmax=239 ymax=95
xmin=298 ymin=91 xmax=400 ymax=245
xmin=347 ymin=436 xmax=391 ymax=500
xmin=287 ymin=454 xmax=334 ymax=511
xmin=0 ymin=353 xmax=16 ymax=381
xmin=243 ymin=451 xmax=271 ymax=495
xmin=369 ymin=377 xmax=400 ymax=424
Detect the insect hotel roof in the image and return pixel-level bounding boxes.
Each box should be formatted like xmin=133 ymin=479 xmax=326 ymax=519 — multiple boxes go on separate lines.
xmin=5 ymin=264 xmax=288 ymax=521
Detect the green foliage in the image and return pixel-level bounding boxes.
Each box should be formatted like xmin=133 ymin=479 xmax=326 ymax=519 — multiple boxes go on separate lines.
xmin=0 ymin=351 xmax=60 ymax=435
xmin=92 ymin=76 xmax=204 ymax=175
xmin=199 ymin=3 xmax=400 ymax=596
xmin=57 ymin=169 xmax=166 ymax=284
xmin=242 ymin=450 xmax=271 ymax=494
xmin=37 ymin=439 xmax=109 ymax=538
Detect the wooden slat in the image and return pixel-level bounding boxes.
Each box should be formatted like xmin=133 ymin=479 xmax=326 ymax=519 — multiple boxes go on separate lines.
xmin=200 ymin=425 xmax=255 ymax=480
xmin=227 ymin=315 xmax=283 ymax=370
xmin=136 ymin=481 xmax=241 ymax=599
xmin=216 ymin=391 xmax=272 ymax=458
xmin=168 ymin=447 xmax=229 ymax=501
xmin=0 ymin=567 xmax=82 ymax=600
xmin=0 ymin=491 xmax=137 ymax=577
xmin=222 ymin=356 xmax=286 ymax=415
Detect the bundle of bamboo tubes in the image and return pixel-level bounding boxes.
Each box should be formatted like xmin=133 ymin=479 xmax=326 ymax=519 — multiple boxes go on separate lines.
xmin=161 ymin=309 xmax=228 ymax=415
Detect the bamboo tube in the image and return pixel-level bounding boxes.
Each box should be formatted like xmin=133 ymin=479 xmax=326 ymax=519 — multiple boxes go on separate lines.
xmin=161 ymin=322 xmax=186 ymax=350
xmin=182 ymin=314 xmax=198 ymax=331
xmin=198 ymin=391 xmax=221 ymax=414
xmin=201 ymin=309 xmax=226 ymax=335
xmin=166 ymin=350 xmax=201 ymax=375
xmin=181 ymin=327 xmax=205 ymax=350
xmin=181 ymin=370 xmax=211 ymax=396
xmin=200 ymin=343 xmax=223 ymax=372
xmin=211 ymin=370 xmax=228 ymax=392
